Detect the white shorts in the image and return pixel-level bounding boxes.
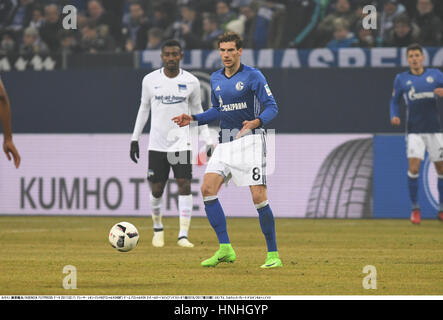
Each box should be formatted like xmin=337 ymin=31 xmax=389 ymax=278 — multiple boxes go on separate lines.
xmin=205 ymin=132 xmax=267 ymax=186
xmin=407 ymin=133 xmax=443 ymax=162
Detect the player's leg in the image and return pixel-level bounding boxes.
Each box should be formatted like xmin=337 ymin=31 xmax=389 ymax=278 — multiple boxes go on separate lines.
xmin=171 ymin=151 xmax=195 ymax=247
xmin=406 ymin=134 xmax=425 ymax=224
xmin=426 ymin=133 xmax=443 ymax=221
xmin=148 ymin=151 xmax=170 ymax=247
xmin=200 ymin=172 xmax=236 ymax=267
xmin=408 ymin=158 xmax=421 ymax=224
xmin=433 ymin=161 xmax=443 ymax=221
xmin=250 ymin=185 xmax=282 ymax=268
xmin=150 ymin=181 xmax=167 ymax=247
xmin=176 ymin=177 xmax=194 ymax=247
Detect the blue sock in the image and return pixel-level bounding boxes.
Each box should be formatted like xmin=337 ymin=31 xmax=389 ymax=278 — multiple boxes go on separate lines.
xmin=408 ymin=172 xmax=419 ymax=210
xmin=438 ymin=177 xmax=443 ymax=211
xmin=204 ymin=197 xmax=230 ymax=244
xmin=257 ymin=202 xmax=277 ymax=252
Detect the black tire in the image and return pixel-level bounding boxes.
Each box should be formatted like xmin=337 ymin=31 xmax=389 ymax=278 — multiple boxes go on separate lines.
xmin=305 ymin=138 xmax=373 ymax=218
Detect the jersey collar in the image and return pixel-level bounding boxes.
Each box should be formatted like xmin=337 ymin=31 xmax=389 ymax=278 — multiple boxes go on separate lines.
xmin=222 ymin=63 xmax=244 ymax=79
xmin=408 ymin=68 xmax=426 ymax=77
xmin=160 ymin=67 xmax=183 ymax=78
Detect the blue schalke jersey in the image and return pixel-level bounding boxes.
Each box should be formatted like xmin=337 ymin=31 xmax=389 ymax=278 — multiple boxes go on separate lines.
xmin=390 ymin=68 xmax=443 ymax=133
xmin=194 ymin=64 xmax=278 ymax=142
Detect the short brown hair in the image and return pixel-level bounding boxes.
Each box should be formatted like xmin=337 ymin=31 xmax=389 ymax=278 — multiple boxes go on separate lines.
xmin=407 ymin=43 xmax=423 ymax=54
xmin=217 ymin=31 xmax=243 ymax=49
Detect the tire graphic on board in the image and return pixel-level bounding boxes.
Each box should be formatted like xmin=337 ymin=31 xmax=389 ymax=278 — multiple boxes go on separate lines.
xmin=305 ymin=138 xmax=373 ymax=218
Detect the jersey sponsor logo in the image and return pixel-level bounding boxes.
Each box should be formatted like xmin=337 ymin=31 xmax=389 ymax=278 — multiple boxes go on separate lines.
xmin=220 ymin=102 xmax=247 ymax=112
xmin=264 ymin=84 xmax=272 ymax=96
xmin=426 ymin=76 xmax=434 ymax=83
xmin=408 ymin=86 xmax=435 ymax=101
xmin=235 ymin=81 xmax=244 ymax=91
xmin=155 ymin=95 xmax=186 ymax=104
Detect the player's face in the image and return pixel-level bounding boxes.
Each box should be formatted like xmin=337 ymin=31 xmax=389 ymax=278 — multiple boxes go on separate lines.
xmin=161 ymin=46 xmax=182 ymax=71
xmin=407 ymin=50 xmax=424 ymax=70
xmin=219 ymin=41 xmax=242 ymax=68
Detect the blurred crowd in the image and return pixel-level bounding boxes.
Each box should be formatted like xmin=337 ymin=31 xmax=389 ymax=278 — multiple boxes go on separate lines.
xmin=1 ymin=0 xmax=443 ymax=55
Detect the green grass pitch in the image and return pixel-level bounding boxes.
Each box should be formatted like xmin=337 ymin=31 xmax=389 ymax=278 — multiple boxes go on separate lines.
xmin=1 ymin=216 xmax=443 ymax=295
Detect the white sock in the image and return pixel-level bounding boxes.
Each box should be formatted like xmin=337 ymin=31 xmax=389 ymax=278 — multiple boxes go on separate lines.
xmin=178 ymin=194 xmax=193 ymax=239
xmin=150 ymin=193 xmax=163 ymax=230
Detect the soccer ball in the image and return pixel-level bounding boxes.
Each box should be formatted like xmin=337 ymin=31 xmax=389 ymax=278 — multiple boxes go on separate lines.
xmin=109 ymin=222 xmax=139 ymax=252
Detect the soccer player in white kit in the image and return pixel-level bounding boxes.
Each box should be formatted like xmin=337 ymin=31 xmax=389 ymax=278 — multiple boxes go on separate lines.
xmin=130 ymin=40 xmax=212 ymax=247
xmin=390 ymin=43 xmax=443 ymax=224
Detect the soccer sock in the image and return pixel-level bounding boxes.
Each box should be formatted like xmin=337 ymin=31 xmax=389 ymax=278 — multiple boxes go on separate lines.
xmin=150 ymin=193 xmax=163 ymax=231
xmin=438 ymin=175 xmax=443 ymax=212
xmin=408 ymin=171 xmax=419 ymax=210
xmin=178 ymin=194 xmax=193 ymax=239
xmin=203 ymin=196 xmax=230 ymax=244
xmin=256 ymin=200 xmax=277 ymax=252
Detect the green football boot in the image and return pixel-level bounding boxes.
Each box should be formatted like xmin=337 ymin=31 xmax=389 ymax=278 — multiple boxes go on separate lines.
xmin=260 ymin=251 xmax=283 ymax=269
xmin=201 ymin=243 xmax=236 ymax=267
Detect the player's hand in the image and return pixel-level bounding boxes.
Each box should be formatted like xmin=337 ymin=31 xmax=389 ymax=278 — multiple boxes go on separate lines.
xmin=391 ymin=117 xmax=400 ymax=126
xmin=236 ymin=119 xmax=261 ymax=139
xmin=181 ymin=23 xmax=190 ymax=34
xmin=130 ymin=140 xmax=139 ymax=163
xmin=172 ymin=113 xmax=193 ymax=127
xmin=434 ymin=88 xmax=443 ymax=97
xmin=3 ymin=138 xmax=20 ymax=168
xmin=206 ymin=144 xmax=214 ymax=159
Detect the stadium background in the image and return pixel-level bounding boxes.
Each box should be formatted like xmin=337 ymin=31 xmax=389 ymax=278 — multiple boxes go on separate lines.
xmin=1 ymin=0 xmax=443 ymax=219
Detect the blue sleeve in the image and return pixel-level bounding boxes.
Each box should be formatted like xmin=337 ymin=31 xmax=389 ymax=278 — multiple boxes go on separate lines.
xmin=436 ymin=69 xmax=443 ymax=87
xmin=193 ymin=78 xmax=220 ymax=125
xmin=250 ymin=70 xmax=278 ymax=126
xmin=390 ymin=75 xmax=402 ymax=119
xmin=193 ymin=107 xmax=220 ymax=125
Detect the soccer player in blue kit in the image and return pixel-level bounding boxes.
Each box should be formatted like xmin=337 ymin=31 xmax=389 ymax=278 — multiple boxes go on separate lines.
xmin=172 ymin=32 xmax=282 ymax=268
xmin=390 ymin=43 xmax=443 ymax=224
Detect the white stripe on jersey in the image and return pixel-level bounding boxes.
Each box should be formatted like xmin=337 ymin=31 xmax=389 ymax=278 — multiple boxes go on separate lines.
xmin=254 ymin=95 xmax=260 ymax=118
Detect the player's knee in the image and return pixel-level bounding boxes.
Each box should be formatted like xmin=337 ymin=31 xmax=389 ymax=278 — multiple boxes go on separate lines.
xmin=177 ymin=179 xmax=191 ymax=195
xmin=151 ymin=185 xmax=164 ymax=198
xmin=201 ymin=184 xmax=217 ymax=197
xmin=252 ymin=193 xmax=267 ymax=205
xmin=151 ymin=190 xmax=163 ymax=198
xmin=150 ymin=181 xmax=166 ymax=198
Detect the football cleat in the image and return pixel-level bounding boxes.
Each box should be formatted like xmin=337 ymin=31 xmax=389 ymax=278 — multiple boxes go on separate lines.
xmin=152 ymin=230 xmax=164 ymax=247
xmin=438 ymin=211 xmax=443 ymax=221
xmin=201 ymin=244 xmax=236 ymax=267
xmin=410 ymin=209 xmax=421 ymax=225
xmin=177 ymin=237 xmax=194 ymax=248
xmin=260 ymin=251 xmax=283 ymax=269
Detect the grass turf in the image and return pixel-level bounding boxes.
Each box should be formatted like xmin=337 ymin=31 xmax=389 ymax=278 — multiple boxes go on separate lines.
xmin=1 ymin=216 xmax=443 ymax=295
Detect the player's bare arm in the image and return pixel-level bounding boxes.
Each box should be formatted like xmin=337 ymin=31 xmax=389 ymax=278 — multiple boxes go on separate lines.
xmin=0 ymin=79 xmax=20 ymax=168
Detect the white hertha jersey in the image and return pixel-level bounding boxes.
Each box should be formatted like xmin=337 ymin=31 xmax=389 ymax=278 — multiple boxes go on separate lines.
xmin=131 ymin=68 xmax=210 ymax=152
